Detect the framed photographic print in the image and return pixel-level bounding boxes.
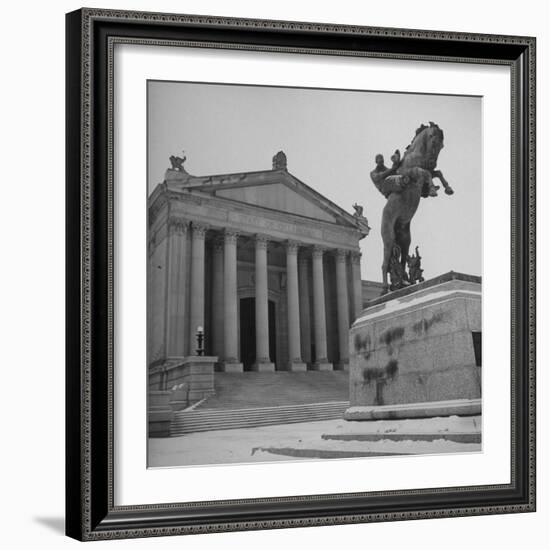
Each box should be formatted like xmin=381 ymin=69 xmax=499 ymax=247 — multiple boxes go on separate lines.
xmin=65 ymin=8 xmax=536 ymax=541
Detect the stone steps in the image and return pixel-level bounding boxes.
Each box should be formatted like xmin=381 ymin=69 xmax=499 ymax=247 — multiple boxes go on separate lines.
xmin=170 ymin=401 xmax=349 ymax=435
xmin=199 ymin=371 xmax=349 ymax=410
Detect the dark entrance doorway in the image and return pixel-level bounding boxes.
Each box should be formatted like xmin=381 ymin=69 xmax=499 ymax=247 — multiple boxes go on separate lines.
xmin=239 ymin=297 xmax=277 ymax=370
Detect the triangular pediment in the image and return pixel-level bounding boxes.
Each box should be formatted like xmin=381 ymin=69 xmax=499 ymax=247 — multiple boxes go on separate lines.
xmin=216 ymin=180 xmax=339 ymax=223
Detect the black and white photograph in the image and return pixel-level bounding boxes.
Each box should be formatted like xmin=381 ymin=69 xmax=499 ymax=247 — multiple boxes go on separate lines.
xmin=0 ymin=0 xmax=542 ymax=546
xmin=146 ymin=81 xmax=482 ymax=468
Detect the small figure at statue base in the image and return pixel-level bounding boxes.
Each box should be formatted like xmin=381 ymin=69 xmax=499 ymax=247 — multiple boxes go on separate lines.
xmin=387 ymin=244 xmax=410 ymax=292
xmin=407 ymin=246 xmax=425 ymax=285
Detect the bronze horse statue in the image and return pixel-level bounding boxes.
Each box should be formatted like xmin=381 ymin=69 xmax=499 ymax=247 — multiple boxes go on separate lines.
xmin=370 ymin=123 xmax=453 ymax=291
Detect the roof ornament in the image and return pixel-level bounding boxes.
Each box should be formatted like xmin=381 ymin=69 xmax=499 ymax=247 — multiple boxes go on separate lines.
xmin=169 ymin=151 xmax=187 ymax=172
xmin=272 ymin=150 xmax=287 ymax=171
xmin=165 ymin=150 xmax=191 ymax=185
xmin=352 ymin=203 xmax=371 ymax=236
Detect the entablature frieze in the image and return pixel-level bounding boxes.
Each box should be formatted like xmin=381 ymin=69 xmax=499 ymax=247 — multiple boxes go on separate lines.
xmin=162 ymin=191 xmax=363 ymax=252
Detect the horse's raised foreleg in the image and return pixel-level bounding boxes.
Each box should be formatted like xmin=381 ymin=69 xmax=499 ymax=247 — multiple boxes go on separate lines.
xmin=432 ymin=169 xmax=454 ymax=195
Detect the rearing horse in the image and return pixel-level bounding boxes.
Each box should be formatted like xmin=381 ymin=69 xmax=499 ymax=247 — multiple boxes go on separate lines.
xmin=380 ymin=123 xmax=453 ymax=291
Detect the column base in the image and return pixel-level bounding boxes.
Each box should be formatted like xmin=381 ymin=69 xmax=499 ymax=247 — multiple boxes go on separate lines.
xmin=251 ymin=361 xmax=275 ymax=372
xmin=219 ymin=361 xmax=244 ymax=373
xmin=286 ymin=361 xmax=307 ymax=372
xmin=311 ymin=361 xmax=333 ymax=371
xmin=335 ymin=361 xmax=350 ymax=371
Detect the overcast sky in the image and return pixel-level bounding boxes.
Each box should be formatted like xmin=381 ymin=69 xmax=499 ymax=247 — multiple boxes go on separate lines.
xmin=148 ymin=81 xmax=481 ymax=282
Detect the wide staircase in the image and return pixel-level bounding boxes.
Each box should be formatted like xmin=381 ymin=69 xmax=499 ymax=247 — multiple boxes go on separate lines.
xmin=170 ymin=371 xmax=349 ymax=436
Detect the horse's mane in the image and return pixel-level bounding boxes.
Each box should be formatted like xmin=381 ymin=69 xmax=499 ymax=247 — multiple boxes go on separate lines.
xmin=405 ymin=121 xmax=444 ymax=151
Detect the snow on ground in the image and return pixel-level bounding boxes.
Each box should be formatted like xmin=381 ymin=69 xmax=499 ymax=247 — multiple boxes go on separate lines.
xmin=318 ymin=414 xmax=480 ymax=434
xmin=149 ymin=416 xmax=481 ymax=468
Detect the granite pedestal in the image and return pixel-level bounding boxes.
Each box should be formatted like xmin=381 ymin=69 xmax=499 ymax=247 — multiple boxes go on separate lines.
xmin=345 ymin=272 xmax=482 ymax=421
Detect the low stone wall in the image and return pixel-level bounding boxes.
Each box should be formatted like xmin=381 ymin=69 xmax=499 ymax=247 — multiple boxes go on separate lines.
xmin=148 ymin=357 xmax=217 ymax=437
xmin=149 ymin=356 xmax=217 ymax=402
xmin=148 ymin=390 xmax=173 ymax=438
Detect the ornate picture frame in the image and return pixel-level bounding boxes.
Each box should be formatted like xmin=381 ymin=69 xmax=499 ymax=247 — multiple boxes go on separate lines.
xmin=65 ymin=8 xmax=536 ymax=541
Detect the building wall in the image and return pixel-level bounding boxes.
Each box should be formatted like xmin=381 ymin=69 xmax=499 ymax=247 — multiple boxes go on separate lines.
xmin=148 ymin=231 xmax=168 ymax=363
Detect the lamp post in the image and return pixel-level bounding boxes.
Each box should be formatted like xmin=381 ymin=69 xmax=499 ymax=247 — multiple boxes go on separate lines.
xmin=196 ymin=326 xmax=204 ymax=356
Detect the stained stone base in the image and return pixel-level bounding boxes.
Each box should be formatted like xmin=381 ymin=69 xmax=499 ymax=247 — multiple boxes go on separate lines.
xmin=346 ymin=273 xmax=481 ymax=419
xmin=311 ymin=362 xmax=333 ymax=371
xmin=286 ymin=361 xmax=308 ymax=372
xmin=251 ymin=361 xmax=276 ymax=372
xmin=219 ymin=361 xmax=244 ymax=373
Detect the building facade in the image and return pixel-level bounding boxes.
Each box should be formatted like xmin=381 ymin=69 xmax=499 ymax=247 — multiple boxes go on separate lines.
xmin=148 ymin=152 xmax=370 ymax=373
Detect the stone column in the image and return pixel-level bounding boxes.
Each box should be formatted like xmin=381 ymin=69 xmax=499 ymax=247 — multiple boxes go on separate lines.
xmin=221 ymin=230 xmax=243 ymax=372
xmin=188 ymin=222 xmax=207 ymax=355
xmin=351 ymin=251 xmax=363 ymax=321
xmin=211 ymin=236 xmax=224 ymax=360
xmin=253 ymin=235 xmax=275 ymax=371
xmin=311 ymin=245 xmax=332 ymax=370
xmin=165 ymin=218 xmax=189 ymax=357
xmin=335 ymin=249 xmax=351 ymax=370
xmin=286 ymin=241 xmax=307 ymax=371
xmin=298 ymin=255 xmax=312 ymax=366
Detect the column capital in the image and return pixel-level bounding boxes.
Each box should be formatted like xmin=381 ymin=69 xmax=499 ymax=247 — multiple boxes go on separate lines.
xmin=212 ymin=234 xmax=224 ymax=252
xmin=254 ymin=233 xmax=270 ymax=250
xmin=351 ymin=250 xmax=362 ymax=265
xmin=312 ymin=245 xmax=327 ymax=259
xmin=286 ymin=240 xmax=300 ymax=254
xmin=223 ymin=229 xmax=240 ymax=245
xmin=191 ymin=222 xmax=208 ymax=239
xmin=335 ymin=249 xmax=348 ymax=263
xmin=168 ymin=216 xmax=189 ymax=235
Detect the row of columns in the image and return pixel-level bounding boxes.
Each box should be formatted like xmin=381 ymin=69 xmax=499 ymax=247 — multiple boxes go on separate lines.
xmin=180 ymin=221 xmax=363 ymax=371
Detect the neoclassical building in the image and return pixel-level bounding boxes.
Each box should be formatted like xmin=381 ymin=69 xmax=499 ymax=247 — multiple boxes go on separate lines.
xmin=148 ymin=151 xmax=371 ymax=373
